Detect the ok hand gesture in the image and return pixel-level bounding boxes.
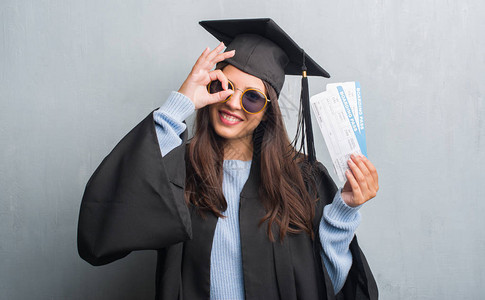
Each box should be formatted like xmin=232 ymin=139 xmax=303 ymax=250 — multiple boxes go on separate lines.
xmin=178 ymin=42 xmax=235 ymax=109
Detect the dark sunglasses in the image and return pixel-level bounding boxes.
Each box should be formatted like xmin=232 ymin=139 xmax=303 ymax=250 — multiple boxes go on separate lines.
xmin=207 ymin=80 xmax=270 ymax=114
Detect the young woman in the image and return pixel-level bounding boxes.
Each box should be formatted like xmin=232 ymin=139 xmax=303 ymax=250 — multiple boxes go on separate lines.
xmin=78 ymin=19 xmax=379 ymax=300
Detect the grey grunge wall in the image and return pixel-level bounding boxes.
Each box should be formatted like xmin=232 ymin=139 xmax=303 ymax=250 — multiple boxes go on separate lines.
xmin=1 ymin=1 xmax=484 ymax=299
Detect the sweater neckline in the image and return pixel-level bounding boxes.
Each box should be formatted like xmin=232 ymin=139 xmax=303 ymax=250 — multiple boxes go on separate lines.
xmin=223 ymin=159 xmax=252 ymax=170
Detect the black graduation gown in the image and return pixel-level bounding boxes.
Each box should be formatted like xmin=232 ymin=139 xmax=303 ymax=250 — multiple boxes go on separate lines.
xmin=77 ymin=111 xmax=378 ymax=300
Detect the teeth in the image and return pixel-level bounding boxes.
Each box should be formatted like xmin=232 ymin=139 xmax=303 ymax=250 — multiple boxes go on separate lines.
xmin=221 ymin=112 xmax=241 ymax=122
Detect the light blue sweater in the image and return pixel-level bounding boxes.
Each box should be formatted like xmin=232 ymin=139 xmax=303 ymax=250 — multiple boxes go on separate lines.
xmin=153 ymin=91 xmax=362 ymax=297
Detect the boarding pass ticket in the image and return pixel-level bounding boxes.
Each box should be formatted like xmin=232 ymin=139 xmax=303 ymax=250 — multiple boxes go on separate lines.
xmin=310 ymin=82 xmax=367 ymax=182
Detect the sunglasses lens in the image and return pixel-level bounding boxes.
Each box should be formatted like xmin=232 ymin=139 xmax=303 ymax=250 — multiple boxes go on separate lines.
xmin=208 ymin=80 xmax=233 ymax=94
xmin=242 ymin=90 xmax=267 ymax=113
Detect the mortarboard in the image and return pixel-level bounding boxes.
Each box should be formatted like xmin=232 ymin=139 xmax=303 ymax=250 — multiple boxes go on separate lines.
xmin=199 ymin=18 xmax=330 ymax=163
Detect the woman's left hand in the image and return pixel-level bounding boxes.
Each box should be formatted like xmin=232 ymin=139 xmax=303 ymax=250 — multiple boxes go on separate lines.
xmin=341 ymin=154 xmax=379 ymax=207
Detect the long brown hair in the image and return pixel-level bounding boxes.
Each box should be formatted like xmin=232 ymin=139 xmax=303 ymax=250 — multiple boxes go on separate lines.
xmin=185 ymin=63 xmax=317 ymax=242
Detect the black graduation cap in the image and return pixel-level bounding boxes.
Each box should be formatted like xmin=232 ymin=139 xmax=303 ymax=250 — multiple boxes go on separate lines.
xmin=199 ymin=18 xmax=330 ymax=163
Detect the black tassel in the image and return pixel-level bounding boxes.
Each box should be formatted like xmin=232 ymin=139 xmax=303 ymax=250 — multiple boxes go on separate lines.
xmin=301 ymin=74 xmax=316 ymax=163
xmin=301 ymin=52 xmax=316 ymax=163
xmin=291 ymin=51 xmax=317 ymax=164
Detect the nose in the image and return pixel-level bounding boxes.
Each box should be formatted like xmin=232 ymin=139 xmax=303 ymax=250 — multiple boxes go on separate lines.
xmin=225 ymin=89 xmax=242 ymax=111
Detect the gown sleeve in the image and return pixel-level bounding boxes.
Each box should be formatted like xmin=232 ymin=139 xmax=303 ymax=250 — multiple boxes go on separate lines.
xmin=77 ymin=108 xmax=192 ymax=266
xmin=313 ymin=162 xmax=379 ymax=300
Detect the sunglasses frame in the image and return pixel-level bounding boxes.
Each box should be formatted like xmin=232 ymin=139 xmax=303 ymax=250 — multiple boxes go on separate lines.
xmin=207 ymin=79 xmax=270 ymax=114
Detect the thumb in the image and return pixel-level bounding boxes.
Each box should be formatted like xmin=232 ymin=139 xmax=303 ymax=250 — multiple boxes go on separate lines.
xmin=207 ymin=89 xmax=234 ymax=105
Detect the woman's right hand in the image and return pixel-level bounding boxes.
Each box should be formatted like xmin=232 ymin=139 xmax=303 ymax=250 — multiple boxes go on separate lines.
xmin=178 ymin=42 xmax=235 ymax=109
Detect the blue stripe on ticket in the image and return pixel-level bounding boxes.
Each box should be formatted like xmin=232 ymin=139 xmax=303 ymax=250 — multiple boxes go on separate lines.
xmin=355 ymin=82 xmax=367 ymax=156
xmin=337 ymin=86 xmax=367 ymax=157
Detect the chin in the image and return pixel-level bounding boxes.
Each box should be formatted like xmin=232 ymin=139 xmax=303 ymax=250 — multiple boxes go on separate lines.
xmin=211 ymin=120 xmax=248 ymax=141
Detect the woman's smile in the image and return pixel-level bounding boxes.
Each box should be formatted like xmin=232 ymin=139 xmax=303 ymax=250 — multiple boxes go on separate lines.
xmin=218 ymin=109 xmax=244 ymax=125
